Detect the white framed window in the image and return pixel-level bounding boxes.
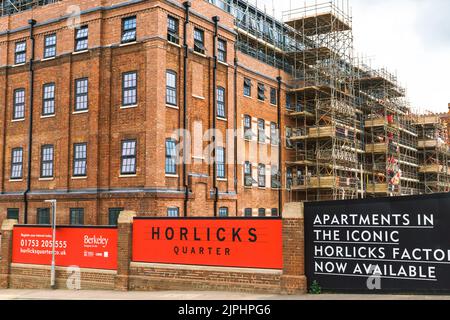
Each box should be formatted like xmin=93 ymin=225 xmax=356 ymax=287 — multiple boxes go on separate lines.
xmin=167 ymin=207 xmax=179 ymax=217
xmin=122 ymin=71 xmax=137 ymax=106
xmin=15 ymin=41 xmax=26 ymax=64
xmin=42 ymin=83 xmax=55 ymax=116
xmin=258 ymin=164 xmax=266 ymax=187
xmin=216 ymin=147 xmax=225 ymax=179
xmin=217 ymin=38 xmax=226 ymax=62
xmin=13 ymin=88 xmax=25 ymax=120
xmin=217 ymin=87 xmax=226 ymax=118
xmin=219 ymin=207 xmax=228 ymax=217
xmin=167 ymin=16 xmax=179 ymax=44
xmin=194 ymin=28 xmax=205 ymax=54
xmin=73 ymin=143 xmax=87 ymax=177
xmin=40 ymin=145 xmax=54 ymax=178
xmin=11 ymin=148 xmax=23 ymax=180
xmin=75 ymin=78 xmax=88 ymax=111
xmin=166 ymin=70 xmax=177 ymax=106
xmin=122 ymin=16 xmax=137 ymax=43
xmin=44 ymin=34 xmax=56 ymax=58
xmin=75 ymin=26 xmax=88 ymax=51
xmin=121 ymin=140 xmax=137 ymax=175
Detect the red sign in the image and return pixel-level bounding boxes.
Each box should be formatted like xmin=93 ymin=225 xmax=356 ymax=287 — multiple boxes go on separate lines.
xmin=132 ymin=218 xmax=283 ymax=269
xmin=12 ymin=226 xmax=118 ymax=270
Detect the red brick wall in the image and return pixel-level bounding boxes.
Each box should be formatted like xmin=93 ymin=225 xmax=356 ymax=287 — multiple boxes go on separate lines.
xmin=9 ymin=264 xmax=116 ymax=290
xmin=129 ymin=263 xmax=282 ymax=294
xmin=0 ymin=209 xmax=307 ymax=294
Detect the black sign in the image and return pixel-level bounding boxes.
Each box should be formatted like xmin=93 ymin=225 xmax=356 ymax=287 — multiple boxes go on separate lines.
xmin=305 ymin=193 xmax=450 ymax=293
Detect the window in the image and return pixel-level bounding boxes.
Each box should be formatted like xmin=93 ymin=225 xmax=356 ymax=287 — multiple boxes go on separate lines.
xmin=166 ymin=70 xmax=177 ymax=106
xmin=167 ymin=16 xmax=179 ymax=44
xmin=11 ymin=148 xmax=23 ymax=180
xmin=217 ymin=87 xmax=226 ymax=118
xmin=75 ymin=78 xmax=88 ymax=111
xmin=243 ymin=115 xmax=252 ymax=140
xmin=271 ymin=208 xmax=278 ymax=217
xmin=75 ymin=25 xmax=88 ymax=51
xmin=257 ymin=119 xmax=266 ymax=143
xmin=219 ymin=207 xmax=228 ymax=217
xmin=244 ymin=161 xmax=254 ymax=187
xmin=217 ymin=38 xmax=226 ymax=62
xmin=70 ymin=208 xmax=84 ymax=225
xmin=286 ymin=167 xmax=293 ymax=190
xmin=286 ymin=92 xmax=292 ymax=110
xmin=122 ymin=71 xmax=137 ymax=106
xmin=167 ymin=207 xmax=179 ymax=217
xmin=243 ymin=78 xmax=251 ymax=97
xmin=44 ymin=34 xmax=56 ymax=58
xmin=15 ymin=41 xmax=26 ymax=64
xmin=73 ymin=143 xmax=87 ymax=177
xmin=258 ymin=208 xmax=266 ymax=217
xmin=270 ymin=122 xmax=279 ymax=145
xmin=244 ymin=208 xmax=252 ymax=217
xmin=121 ymin=140 xmax=137 ymax=175
xmin=37 ymin=208 xmax=50 ymax=225
xmin=194 ymin=28 xmax=205 ymax=54
xmin=122 ymin=16 xmax=137 ymax=43
xmin=257 ymin=83 xmax=265 ymax=101
xmin=216 ymin=147 xmax=225 ymax=179
xmin=7 ymin=208 xmax=19 ymax=220
xmin=270 ymin=87 xmax=277 ymax=105
xmin=258 ymin=164 xmax=266 ymax=188
xmin=286 ymin=127 xmax=293 ymax=148
xmin=13 ymin=88 xmax=25 ymax=120
xmin=41 ymin=145 xmax=54 ymax=178
xmin=165 ymin=139 xmax=177 ymax=175
xmin=108 ymin=208 xmax=124 ymax=226
xmin=271 ymin=166 xmax=281 ymax=189
xmin=42 ymin=83 xmax=55 ymax=116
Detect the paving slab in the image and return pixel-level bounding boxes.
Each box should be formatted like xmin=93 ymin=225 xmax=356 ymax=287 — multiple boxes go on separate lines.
xmin=0 ymin=289 xmax=449 ymax=300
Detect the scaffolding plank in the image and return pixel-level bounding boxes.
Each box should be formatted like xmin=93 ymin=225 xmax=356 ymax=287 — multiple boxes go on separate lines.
xmin=285 ymin=12 xmax=351 ymax=36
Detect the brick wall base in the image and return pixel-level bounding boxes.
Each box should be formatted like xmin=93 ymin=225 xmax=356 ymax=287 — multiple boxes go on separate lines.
xmin=9 ymin=264 xmax=116 ymax=290
xmin=129 ymin=263 xmax=282 ymax=294
xmin=0 ymin=209 xmax=308 ymax=295
xmin=0 ymin=274 xmax=8 ymax=289
xmin=280 ymin=275 xmax=307 ymax=295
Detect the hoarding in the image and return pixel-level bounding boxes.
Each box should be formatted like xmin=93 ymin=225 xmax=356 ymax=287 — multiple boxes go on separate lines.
xmin=132 ymin=218 xmax=283 ymax=269
xmin=305 ymin=193 xmax=450 ymax=293
xmin=12 ymin=226 xmax=118 ymax=270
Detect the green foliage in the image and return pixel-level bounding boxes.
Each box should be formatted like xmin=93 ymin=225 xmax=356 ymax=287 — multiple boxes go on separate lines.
xmin=309 ymin=280 xmax=322 ymax=294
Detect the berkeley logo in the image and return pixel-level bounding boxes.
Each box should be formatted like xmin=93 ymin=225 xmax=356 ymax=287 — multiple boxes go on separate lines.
xmin=84 ymin=235 xmax=109 ymax=248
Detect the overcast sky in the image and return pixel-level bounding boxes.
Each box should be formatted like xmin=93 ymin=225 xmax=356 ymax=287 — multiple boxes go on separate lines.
xmin=254 ymin=0 xmax=450 ymax=113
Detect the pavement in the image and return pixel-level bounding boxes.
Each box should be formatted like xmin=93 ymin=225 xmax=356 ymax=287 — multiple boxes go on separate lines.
xmin=0 ymin=289 xmax=449 ymax=300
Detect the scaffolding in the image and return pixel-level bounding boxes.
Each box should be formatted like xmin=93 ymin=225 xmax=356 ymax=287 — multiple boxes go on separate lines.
xmin=281 ymin=1 xmax=361 ymax=201
xmin=229 ymin=0 xmax=293 ymax=73
xmin=355 ymin=60 xmax=420 ymax=197
xmin=0 ymin=0 xmax=59 ymax=16
xmin=416 ymin=114 xmax=450 ymax=194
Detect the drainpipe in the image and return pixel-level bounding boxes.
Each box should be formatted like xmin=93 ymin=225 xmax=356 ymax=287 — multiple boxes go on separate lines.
xmin=182 ymin=2 xmax=190 ymax=217
xmin=24 ymin=19 xmax=37 ymax=224
xmin=277 ymin=76 xmax=282 ymax=218
xmin=212 ymin=16 xmax=219 ymax=217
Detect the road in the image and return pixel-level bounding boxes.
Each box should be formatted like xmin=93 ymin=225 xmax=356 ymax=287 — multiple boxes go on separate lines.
xmin=0 ymin=289 xmax=449 ymax=300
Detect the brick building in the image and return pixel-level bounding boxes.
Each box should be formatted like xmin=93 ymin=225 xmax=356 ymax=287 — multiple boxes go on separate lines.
xmin=0 ymin=0 xmax=448 ymax=226
xmin=0 ymin=0 xmax=293 ymax=225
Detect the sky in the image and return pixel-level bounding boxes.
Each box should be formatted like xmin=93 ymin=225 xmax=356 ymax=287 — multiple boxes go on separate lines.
xmin=253 ymin=0 xmax=450 ymax=113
